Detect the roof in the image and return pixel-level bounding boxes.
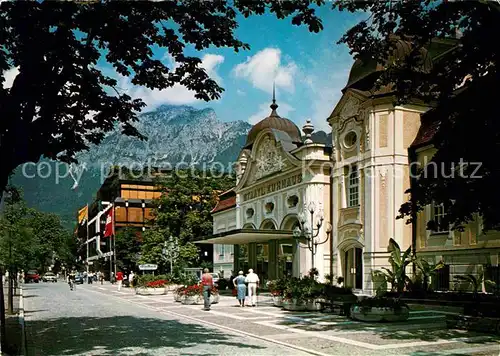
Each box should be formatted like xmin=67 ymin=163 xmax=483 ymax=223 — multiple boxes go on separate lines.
xmin=211 ymin=196 xmax=236 ymax=214
xmin=344 ymin=37 xmax=447 ymax=93
xmin=245 ymin=99 xmax=301 ymax=148
xmin=411 ymin=118 xmax=441 ymax=149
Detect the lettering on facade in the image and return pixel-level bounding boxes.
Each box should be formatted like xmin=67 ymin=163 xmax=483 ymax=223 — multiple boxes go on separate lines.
xmin=243 ymin=173 xmax=302 ymax=201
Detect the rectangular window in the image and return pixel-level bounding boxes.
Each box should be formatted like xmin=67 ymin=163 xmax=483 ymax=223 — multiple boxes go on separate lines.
xmin=115 ymin=206 xmax=127 ymax=222
xmin=348 ymin=165 xmax=359 ymax=207
xmin=128 ymin=207 xmax=144 ymax=223
xmin=432 ymin=203 xmax=448 ymax=233
xmin=220 ymin=245 xmax=225 ymax=256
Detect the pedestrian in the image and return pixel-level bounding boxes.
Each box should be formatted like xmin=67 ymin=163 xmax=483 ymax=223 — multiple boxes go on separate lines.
xmin=128 ymin=271 xmax=135 ymax=288
xmin=111 ymin=272 xmax=116 ymax=284
xmin=116 ymin=270 xmax=124 ymax=291
xmin=99 ymin=271 xmax=104 ymax=285
xmin=201 ymin=268 xmax=213 ymax=311
xmin=245 ymin=268 xmax=260 ymax=307
xmin=233 ymin=271 xmax=247 ymax=307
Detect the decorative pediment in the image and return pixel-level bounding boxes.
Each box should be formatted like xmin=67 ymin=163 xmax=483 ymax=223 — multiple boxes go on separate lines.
xmin=328 ymin=90 xmax=368 ymax=130
xmin=253 ymin=135 xmax=288 ymax=181
xmin=235 ymin=131 xmax=301 ymax=191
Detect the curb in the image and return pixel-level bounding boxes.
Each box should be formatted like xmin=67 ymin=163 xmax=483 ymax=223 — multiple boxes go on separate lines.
xmin=18 ymin=286 xmax=26 ymax=356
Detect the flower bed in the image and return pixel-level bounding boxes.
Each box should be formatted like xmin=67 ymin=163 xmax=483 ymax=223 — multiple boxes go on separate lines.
xmin=350 ymin=297 xmax=410 ymax=322
xmin=135 ymin=275 xmax=169 ymax=295
xmin=283 ymin=298 xmax=306 ymax=311
xmin=177 ymin=284 xmax=219 ymax=304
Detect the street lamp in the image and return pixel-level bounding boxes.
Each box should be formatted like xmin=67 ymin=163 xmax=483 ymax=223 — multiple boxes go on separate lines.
xmin=293 ymin=202 xmax=332 ymax=272
xmin=162 ymin=235 xmax=179 ymax=273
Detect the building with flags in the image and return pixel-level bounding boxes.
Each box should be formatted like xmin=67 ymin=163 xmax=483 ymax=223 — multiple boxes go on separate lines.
xmin=77 ymin=167 xmax=166 ymax=279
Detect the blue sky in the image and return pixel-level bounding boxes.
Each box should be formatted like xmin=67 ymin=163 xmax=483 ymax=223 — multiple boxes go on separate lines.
xmin=117 ymin=7 xmax=367 ymax=132
xmin=1 ymin=7 xmax=365 ymax=133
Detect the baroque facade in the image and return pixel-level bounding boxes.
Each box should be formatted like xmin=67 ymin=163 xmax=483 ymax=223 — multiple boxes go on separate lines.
xmin=205 ymin=97 xmax=332 ymax=283
xmin=207 ymin=38 xmax=500 ymax=293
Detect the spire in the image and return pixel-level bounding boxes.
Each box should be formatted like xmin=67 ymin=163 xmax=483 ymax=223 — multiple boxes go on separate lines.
xmin=270 ymin=82 xmax=278 ymax=116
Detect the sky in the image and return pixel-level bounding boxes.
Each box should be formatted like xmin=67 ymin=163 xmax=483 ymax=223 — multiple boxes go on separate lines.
xmin=2 ymin=7 xmax=366 ymax=133
xmin=116 ymin=7 xmax=366 ymax=132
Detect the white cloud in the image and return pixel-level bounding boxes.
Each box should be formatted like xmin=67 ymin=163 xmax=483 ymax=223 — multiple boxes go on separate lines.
xmin=2 ymin=67 xmax=19 ymax=89
xmin=236 ymin=89 xmax=246 ymax=96
xmin=115 ymin=53 xmax=225 ymax=107
xmin=201 ymin=54 xmax=224 ymax=85
xmin=233 ymin=48 xmax=297 ymax=94
xmin=248 ymin=101 xmax=295 ymax=125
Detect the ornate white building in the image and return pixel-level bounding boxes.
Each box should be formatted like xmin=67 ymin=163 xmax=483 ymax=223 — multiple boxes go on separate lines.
xmin=199 ymin=96 xmax=332 ymax=283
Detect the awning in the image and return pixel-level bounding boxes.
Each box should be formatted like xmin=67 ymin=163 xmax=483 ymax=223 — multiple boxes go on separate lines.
xmin=194 ymin=229 xmax=294 ymax=244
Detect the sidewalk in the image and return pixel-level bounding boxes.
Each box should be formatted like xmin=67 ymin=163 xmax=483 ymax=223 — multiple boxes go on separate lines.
xmin=1 ymin=286 xmax=23 ymax=355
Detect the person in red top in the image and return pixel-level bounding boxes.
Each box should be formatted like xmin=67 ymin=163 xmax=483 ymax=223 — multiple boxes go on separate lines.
xmin=116 ymin=270 xmax=124 ymax=291
xmin=201 ymin=268 xmax=213 ymax=311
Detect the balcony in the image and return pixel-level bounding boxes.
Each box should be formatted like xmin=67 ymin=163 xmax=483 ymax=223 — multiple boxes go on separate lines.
xmin=339 ymin=206 xmax=360 ymax=227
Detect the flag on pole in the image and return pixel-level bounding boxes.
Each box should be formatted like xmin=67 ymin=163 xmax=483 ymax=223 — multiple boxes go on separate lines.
xmin=104 ymin=208 xmax=114 ymax=238
xmin=77 ymin=205 xmax=88 ymax=225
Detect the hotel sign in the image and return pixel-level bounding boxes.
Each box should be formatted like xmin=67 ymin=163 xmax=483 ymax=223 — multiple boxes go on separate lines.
xmin=243 ymin=173 xmax=302 ymax=201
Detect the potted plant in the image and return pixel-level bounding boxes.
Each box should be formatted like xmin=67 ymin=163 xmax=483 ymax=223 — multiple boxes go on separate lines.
xmin=350 ymin=297 xmax=410 ymax=322
xmin=173 ymin=286 xmax=186 ymax=302
xmin=181 ymin=284 xmax=220 ymax=305
xmin=135 ymin=275 xmax=169 ymax=295
xmin=283 ymin=277 xmax=307 ymax=311
xmin=267 ymin=278 xmax=287 ymax=307
xmin=299 ymin=272 xmax=324 ymax=311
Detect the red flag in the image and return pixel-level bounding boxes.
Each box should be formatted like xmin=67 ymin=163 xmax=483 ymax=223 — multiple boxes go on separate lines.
xmin=104 ymin=208 xmax=114 ymax=238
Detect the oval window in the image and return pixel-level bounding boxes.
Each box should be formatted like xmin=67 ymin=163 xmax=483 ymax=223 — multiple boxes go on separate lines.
xmin=287 ymin=195 xmax=299 ymax=208
xmin=344 ymin=131 xmax=357 ymax=148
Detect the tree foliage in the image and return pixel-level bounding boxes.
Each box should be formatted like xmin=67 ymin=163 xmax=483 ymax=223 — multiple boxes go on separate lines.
xmin=0 ymin=1 xmax=324 ymax=196
xmin=0 ymin=187 xmax=74 ymax=273
xmin=115 ymin=228 xmax=141 ymax=272
xmin=153 ymin=170 xmax=234 ymax=243
xmin=334 ymin=1 xmax=500 ymax=230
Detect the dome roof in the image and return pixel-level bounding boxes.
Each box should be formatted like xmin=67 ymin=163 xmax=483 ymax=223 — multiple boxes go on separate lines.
xmin=344 ymin=38 xmax=433 ymax=91
xmin=245 ymin=98 xmax=302 ymax=148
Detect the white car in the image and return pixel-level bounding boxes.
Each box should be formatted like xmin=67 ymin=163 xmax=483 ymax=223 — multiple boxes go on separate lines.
xmin=42 ymin=272 xmax=57 ymax=282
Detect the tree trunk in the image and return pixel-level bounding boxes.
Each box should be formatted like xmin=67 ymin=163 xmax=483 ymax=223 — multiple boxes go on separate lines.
xmin=0 ymin=268 xmax=6 ymax=352
xmin=7 ymin=273 xmax=13 ymax=314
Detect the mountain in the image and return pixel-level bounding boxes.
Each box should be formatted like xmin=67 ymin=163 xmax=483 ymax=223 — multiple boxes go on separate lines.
xmin=11 ymin=104 xmax=331 ymax=230
xmin=11 ymin=105 xmax=252 ymax=229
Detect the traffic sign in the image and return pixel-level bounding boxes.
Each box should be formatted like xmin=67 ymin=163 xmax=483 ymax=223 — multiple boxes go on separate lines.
xmin=139 ymin=264 xmax=158 ymax=271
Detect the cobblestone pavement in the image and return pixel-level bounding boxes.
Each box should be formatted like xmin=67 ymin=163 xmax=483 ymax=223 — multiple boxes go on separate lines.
xmin=24 ymin=282 xmax=500 ymax=356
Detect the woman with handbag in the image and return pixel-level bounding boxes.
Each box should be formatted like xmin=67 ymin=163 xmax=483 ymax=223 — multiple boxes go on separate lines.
xmin=233 ymin=271 xmax=247 ymax=307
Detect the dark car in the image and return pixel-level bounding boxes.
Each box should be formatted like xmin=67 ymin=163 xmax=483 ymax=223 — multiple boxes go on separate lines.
xmin=74 ymin=273 xmax=84 ymax=284
xmin=25 ymin=270 xmax=40 ymax=283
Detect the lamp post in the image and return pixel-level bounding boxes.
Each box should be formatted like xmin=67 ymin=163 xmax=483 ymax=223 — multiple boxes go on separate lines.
xmin=292 ymin=202 xmax=332 ymax=272
xmin=162 ymin=235 xmax=179 ymax=273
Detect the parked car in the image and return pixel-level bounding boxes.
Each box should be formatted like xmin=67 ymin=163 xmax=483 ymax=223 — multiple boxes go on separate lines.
xmin=25 ymin=270 xmax=40 ymax=283
xmin=42 ymin=272 xmax=57 ymax=283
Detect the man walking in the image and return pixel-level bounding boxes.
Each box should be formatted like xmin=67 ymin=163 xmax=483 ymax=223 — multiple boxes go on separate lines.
xmin=245 ymin=269 xmax=260 ymax=307
xmin=201 ymin=268 xmax=213 ymax=311
xmin=116 ymin=270 xmax=123 ymax=291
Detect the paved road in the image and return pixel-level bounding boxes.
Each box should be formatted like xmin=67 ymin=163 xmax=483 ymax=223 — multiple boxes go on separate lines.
xmin=23 ymin=282 xmax=313 ymax=356
xmin=23 ymin=282 xmax=500 ymax=356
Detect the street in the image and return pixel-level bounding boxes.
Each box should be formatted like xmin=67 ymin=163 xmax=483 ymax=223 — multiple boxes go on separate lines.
xmin=23 ymin=282 xmax=312 ymax=356
xmin=22 ymin=282 xmax=500 ymax=356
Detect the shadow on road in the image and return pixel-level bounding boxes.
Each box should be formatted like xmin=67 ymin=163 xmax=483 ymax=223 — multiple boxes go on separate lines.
xmin=26 ymin=315 xmax=267 ymax=355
